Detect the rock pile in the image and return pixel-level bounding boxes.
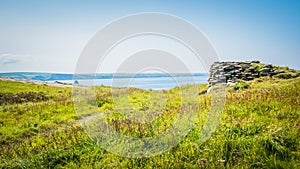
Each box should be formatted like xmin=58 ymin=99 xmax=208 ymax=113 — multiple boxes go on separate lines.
xmin=208 ymin=61 xmax=286 ymax=86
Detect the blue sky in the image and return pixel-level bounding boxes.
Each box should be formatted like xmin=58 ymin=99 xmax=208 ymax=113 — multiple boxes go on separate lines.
xmin=0 ymin=0 xmax=299 ymax=72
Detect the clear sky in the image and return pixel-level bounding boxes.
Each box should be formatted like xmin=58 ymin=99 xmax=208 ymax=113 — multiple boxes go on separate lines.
xmin=0 ymin=0 xmax=299 ymax=73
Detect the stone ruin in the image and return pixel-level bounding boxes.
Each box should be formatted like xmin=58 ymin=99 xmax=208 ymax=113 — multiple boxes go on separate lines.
xmin=208 ymin=60 xmax=286 ymax=86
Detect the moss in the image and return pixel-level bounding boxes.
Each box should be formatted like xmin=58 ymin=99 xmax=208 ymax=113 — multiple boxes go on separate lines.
xmin=233 ymin=81 xmax=250 ymax=91
xmin=250 ymin=63 xmax=265 ymax=72
xmin=274 ymin=72 xmax=299 ymax=79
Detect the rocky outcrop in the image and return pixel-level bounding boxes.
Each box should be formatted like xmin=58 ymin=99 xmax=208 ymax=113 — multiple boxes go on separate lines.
xmin=208 ymin=61 xmax=298 ymax=86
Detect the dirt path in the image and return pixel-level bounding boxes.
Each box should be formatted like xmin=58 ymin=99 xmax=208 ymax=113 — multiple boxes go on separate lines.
xmin=79 ymin=113 xmax=104 ymax=125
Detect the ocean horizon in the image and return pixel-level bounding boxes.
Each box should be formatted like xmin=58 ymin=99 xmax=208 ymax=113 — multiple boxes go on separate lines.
xmin=0 ymin=72 xmax=208 ymax=90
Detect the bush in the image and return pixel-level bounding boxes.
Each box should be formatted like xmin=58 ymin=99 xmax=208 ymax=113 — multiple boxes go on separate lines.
xmin=96 ymin=98 xmax=112 ymax=107
xmin=0 ymin=92 xmax=48 ymax=105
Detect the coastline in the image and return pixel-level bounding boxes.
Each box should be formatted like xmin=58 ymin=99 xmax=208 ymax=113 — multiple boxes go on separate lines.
xmin=0 ymin=73 xmax=209 ymax=90
xmin=0 ymin=76 xmax=73 ymax=88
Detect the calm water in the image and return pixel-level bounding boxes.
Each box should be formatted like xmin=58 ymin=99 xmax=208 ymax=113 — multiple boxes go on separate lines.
xmin=71 ymin=74 xmax=207 ymax=90
xmin=0 ymin=72 xmax=208 ymax=90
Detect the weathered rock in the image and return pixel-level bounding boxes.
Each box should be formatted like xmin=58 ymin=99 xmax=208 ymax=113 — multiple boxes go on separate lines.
xmin=246 ymin=76 xmax=254 ymax=80
xmin=234 ymin=65 xmax=242 ymax=69
xmin=245 ymin=73 xmax=253 ymax=77
xmin=253 ymin=73 xmax=260 ymax=78
xmin=264 ymin=64 xmax=273 ymax=69
xmin=260 ymin=73 xmax=268 ymax=76
xmin=208 ymin=61 xmax=281 ymax=86
xmin=251 ymin=60 xmax=260 ymax=63
xmin=262 ymin=67 xmax=271 ymax=71
xmin=274 ymin=70 xmax=285 ymax=74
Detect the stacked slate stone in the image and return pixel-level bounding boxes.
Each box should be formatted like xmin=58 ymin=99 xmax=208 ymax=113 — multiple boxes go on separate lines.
xmin=208 ymin=62 xmax=227 ymax=86
xmin=208 ymin=60 xmax=281 ymax=87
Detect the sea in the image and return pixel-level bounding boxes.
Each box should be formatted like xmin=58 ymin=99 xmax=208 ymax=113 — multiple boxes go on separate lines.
xmin=0 ymin=72 xmax=208 ymax=90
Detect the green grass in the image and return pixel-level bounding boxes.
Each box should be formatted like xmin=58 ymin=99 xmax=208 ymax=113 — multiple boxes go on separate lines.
xmin=0 ymin=77 xmax=299 ymax=168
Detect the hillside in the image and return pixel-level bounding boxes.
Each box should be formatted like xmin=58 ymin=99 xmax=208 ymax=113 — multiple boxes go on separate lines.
xmin=0 ymin=76 xmax=299 ymax=168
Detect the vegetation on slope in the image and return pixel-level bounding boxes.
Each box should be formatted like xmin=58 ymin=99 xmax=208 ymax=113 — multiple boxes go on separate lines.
xmin=0 ymin=77 xmax=299 ymax=168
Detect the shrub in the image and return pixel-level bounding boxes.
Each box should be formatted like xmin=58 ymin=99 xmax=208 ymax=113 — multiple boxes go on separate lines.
xmin=96 ymin=98 xmax=112 ymax=108
xmin=0 ymin=92 xmax=48 ymax=105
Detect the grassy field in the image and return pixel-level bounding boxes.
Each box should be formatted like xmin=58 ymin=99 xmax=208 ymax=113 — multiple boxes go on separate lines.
xmin=0 ymin=77 xmax=299 ymax=168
